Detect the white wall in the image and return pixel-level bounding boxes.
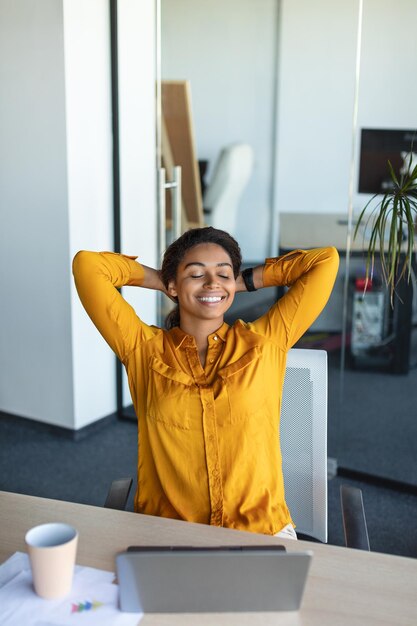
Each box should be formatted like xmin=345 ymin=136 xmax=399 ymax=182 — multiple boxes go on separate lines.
xmin=274 ymin=0 xmax=359 ymax=223
xmin=276 ymin=0 xmax=417 ymax=224
xmin=0 ymin=0 xmax=74 ymax=427
xmin=161 ymin=0 xmax=278 ymax=260
xmin=352 ymin=0 xmax=417 ymax=212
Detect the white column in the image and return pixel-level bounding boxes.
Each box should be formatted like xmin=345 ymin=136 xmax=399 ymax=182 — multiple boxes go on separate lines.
xmin=0 ymin=0 xmax=157 ymax=430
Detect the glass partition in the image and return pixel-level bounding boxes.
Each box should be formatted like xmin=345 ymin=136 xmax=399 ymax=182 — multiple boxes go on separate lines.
xmin=158 ymin=0 xmax=417 ymax=492
xmin=337 ymin=0 xmax=417 ymax=489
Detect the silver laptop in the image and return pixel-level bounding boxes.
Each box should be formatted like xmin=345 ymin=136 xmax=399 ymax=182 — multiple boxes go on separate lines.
xmin=116 ymin=545 xmax=312 ymax=613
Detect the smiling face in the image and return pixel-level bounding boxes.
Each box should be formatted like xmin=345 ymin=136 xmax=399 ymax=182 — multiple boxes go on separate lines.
xmin=168 ymin=243 xmax=236 ymax=328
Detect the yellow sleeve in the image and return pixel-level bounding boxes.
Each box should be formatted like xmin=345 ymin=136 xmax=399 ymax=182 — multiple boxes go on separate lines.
xmin=250 ymin=247 xmax=339 ymax=349
xmin=72 ymin=250 xmax=158 ymax=362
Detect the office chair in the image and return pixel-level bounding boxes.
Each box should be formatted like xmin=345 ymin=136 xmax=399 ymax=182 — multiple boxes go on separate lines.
xmin=104 ymin=477 xmax=133 ymax=511
xmin=105 ymin=349 xmax=369 ymax=549
xmin=340 ymin=484 xmax=370 ymax=550
xmin=280 ymin=349 xmax=328 ymax=542
xmin=281 ymin=350 xmax=369 ymax=548
xmin=203 ymin=142 xmax=254 ymax=235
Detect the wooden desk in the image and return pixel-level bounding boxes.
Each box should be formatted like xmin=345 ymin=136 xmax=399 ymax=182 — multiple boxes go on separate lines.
xmin=279 ymin=212 xmax=360 ymax=252
xmin=1 ymin=491 xmax=416 ymax=625
xmin=279 ymin=211 xmax=410 ymax=254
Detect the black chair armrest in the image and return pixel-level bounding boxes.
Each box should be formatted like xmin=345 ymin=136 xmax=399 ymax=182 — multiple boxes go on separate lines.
xmin=340 ymin=485 xmax=370 ymax=551
xmin=104 ymin=477 xmax=133 ymax=510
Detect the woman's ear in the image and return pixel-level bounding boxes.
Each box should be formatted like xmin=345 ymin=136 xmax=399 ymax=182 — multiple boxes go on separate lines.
xmin=167 ymin=280 xmax=177 ymax=298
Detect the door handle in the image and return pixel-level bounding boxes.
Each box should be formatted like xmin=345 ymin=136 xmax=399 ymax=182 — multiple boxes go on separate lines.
xmin=158 ymin=166 xmax=182 ymax=326
xmin=158 ymin=165 xmax=182 ymax=254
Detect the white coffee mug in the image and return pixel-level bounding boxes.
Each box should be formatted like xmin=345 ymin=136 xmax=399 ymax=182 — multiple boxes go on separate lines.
xmin=25 ymin=522 xmax=78 ymax=599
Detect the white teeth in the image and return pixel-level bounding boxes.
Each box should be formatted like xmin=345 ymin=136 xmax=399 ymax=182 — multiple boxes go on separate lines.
xmin=198 ymin=296 xmax=223 ymax=302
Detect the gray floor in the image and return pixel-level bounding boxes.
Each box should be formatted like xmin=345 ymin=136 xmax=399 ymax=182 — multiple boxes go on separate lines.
xmin=328 ymin=362 xmax=417 ymax=486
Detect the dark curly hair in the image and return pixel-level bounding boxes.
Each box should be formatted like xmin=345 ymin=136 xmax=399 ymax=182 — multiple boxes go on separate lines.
xmin=160 ymin=226 xmax=242 ymax=329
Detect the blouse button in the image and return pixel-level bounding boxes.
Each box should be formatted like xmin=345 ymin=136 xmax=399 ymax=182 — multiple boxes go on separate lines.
xmin=213 ymin=335 xmax=218 ymax=341
xmin=209 ymin=358 xmax=214 ymax=363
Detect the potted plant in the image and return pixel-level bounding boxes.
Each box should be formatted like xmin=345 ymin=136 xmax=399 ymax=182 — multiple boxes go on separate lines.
xmin=354 ymin=150 xmax=417 ymax=304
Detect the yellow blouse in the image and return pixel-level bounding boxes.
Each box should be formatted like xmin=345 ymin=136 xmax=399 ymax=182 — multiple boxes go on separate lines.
xmin=73 ymin=247 xmax=339 ymax=535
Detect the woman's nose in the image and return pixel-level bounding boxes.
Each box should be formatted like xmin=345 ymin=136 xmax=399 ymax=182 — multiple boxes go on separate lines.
xmin=204 ymin=274 xmax=219 ymax=287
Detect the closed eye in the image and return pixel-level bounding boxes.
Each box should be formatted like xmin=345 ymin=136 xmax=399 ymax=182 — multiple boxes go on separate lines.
xmin=189 ymin=273 xmax=231 ymax=279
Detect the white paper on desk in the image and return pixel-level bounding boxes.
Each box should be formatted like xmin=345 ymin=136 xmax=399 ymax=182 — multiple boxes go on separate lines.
xmin=0 ymin=553 xmax=142 ymax=626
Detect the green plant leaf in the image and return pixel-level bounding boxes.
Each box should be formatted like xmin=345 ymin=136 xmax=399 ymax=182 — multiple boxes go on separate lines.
xmin=357 ymin=144 xmax=417 ymax=305
xmin=388 ymin=160 xmax=400 ymax=188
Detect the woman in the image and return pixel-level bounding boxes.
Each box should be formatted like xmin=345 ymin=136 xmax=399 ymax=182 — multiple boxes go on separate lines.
xmin=73 ymin=227 xmax=339 ymax=539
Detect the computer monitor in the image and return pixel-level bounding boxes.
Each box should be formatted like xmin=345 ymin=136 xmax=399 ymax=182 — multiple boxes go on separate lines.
xmin=358 ymin=128 xmax=416 ymax=194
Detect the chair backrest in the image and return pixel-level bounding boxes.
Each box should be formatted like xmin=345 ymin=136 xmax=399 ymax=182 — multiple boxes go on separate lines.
xmin=203 ymin=143 xmax=254 ymax=235
xmin=280 ymin=349 xmax=328 ymax=543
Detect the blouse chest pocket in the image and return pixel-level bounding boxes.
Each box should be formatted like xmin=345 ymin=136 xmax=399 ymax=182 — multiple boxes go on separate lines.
xmin=147 ymin=357 xmax=196 ymax=430
xmin=217 ymin=347 xmax=267 ymax=425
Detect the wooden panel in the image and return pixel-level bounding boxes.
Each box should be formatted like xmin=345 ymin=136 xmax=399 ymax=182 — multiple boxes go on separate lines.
xmin=162 ymin=80 xmax=204 ymax=228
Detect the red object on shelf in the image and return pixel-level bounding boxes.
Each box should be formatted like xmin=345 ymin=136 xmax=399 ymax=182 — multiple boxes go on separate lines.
xmin=355 ymin=277 xmax=372 ymax=292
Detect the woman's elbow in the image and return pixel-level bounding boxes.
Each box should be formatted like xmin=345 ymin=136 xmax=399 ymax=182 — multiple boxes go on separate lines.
xmin=327 ymin=247 xmax=340 ymax=270
xmin=72 ymin=250 xmax=96 ymax=277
